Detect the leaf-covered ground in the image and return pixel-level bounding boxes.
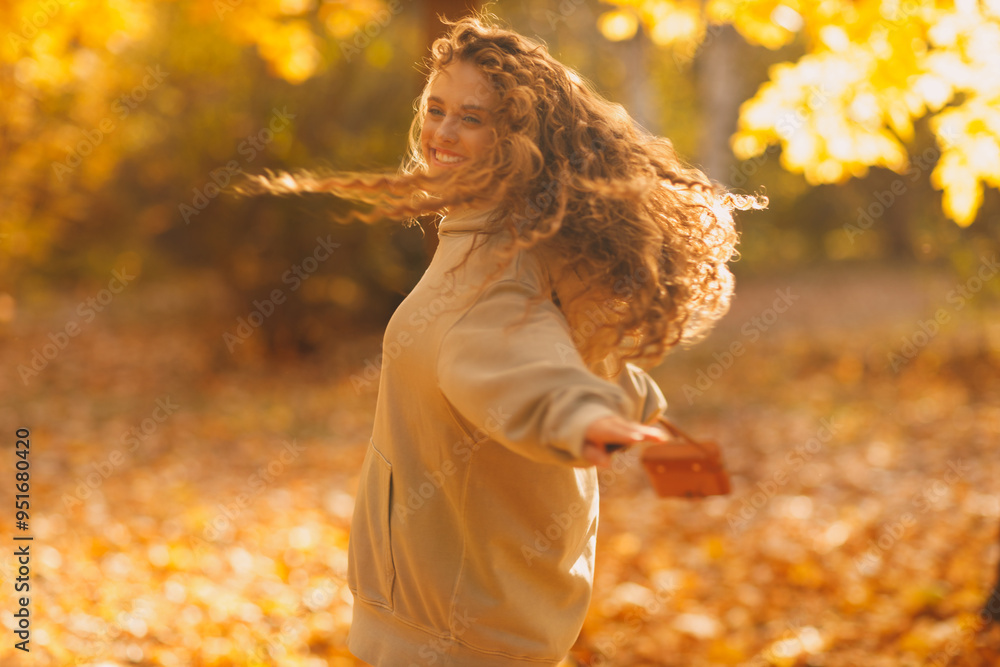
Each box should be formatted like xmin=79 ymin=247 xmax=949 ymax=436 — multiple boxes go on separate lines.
xmin=1 ymin=264 xmax=998 ymax=666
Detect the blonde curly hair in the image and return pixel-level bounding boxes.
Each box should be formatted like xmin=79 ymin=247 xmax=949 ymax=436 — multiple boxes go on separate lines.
xmin=244 ymin=13 xmax=766 ymax=371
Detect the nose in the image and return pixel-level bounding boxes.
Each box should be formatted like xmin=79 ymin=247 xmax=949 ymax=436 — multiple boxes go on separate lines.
xmin=435 ymin=115 xmax=459 ymax=143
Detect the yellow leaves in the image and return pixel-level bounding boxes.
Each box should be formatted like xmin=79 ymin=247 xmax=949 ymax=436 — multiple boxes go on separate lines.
xmin=5 ymin=282 xmax=1000 ymax=666
xmin=673 ymin=611 xmax=723 ymax=639
xmin=647 ymin=4 xmax=701 ymax=48
xmin=212 ymin=0 xmax=326 ymax=83
xmin=762 ymin=625 xmax=825 ymax=666
xmin=702 ymin=534 xmax=726 ymax=560
xmin=931 ymin=99 xmax=1000 ymax=226
xmin=786 ymin=559 xmax=825 ymax=588
xmin=598 ymin=1 xmax=703 ymax=53
xmin=597 ymin=10 xmax=640 ymax=42
xmin=254 ymin=19 xmax=321 ymax=83
xmin=321 ymin=0 xmax=381 ymax=40
xmin=611 ymin=0 xmax=1000 ymax=226
xmin=734 ymin=47 xmax=910 ymax=184
xmin=915 ymin=7 xmax=1000 ymax=226
xmin=709 ymin=0 xmax=802 ymax=49
xmin=277 ymin=0 xmax=316 ymax=15
xmin=935 ymin=160 xmax=983 ymax=227
xmin=364 ymin=38 xmax=393 ymax=69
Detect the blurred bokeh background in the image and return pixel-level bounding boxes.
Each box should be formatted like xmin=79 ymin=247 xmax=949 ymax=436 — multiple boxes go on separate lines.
xmin=2 ymin=0 xmax=999 ymax=665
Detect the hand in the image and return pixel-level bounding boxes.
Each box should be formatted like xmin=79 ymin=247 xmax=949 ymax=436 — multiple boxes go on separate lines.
xmin=581 ymin=415 xmax=668 ymax=467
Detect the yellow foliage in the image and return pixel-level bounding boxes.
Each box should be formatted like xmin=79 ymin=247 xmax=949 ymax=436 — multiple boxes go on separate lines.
xmin=606 ymin=0 xmax=1000 ymax=226
xmin=0 ymin=0 xmax=398 ymax=281
xmin=597 ymin=9 xmax=640 ymax=42
xmin=709 ymin=0 xmax=802 ymax=49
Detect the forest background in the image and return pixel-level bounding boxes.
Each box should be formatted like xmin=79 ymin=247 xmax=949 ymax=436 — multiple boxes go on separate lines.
xmin=2 ymin=0 xmax=999 ymax=665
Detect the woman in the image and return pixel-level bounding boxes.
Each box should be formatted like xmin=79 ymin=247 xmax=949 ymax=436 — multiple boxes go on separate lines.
xmin=248 ymin=13 xmax=762 ymax=666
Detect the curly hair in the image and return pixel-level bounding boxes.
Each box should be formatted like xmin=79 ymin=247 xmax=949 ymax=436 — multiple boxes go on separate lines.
xmin=243 ymin=13 xmax=766 ymax=372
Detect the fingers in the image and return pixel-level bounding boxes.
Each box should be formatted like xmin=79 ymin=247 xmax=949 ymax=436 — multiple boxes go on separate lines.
xmin=582 ymin=416 xmax=669 ymax=468
xmin=587 ymin=416 xmax=668 ymax=446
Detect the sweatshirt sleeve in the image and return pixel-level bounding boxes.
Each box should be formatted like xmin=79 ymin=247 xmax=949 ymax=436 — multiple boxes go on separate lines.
xmin=435 ymin=278 xmax=636 ymax=467
xmin=619 ymin=362 xmax=668 ymax=424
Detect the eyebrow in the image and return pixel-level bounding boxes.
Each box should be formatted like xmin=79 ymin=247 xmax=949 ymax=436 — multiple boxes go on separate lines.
xmin=427 ymin=96 xmax=488 ymax=112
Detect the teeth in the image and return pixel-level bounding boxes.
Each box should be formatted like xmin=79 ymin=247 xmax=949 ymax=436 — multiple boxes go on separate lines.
xmin=435 ymin=150 xmax=464 ymax=164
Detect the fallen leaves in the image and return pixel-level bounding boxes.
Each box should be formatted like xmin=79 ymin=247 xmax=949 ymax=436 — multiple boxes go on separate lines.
xmin=0 ymin=268 xmax=998 ymax=666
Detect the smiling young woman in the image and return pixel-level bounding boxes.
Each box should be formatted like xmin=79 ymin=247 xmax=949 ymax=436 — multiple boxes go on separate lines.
xmin=244 ymin=12 xmax=764 ymax=666
xmin=421 ymin=60 xmax=498 ymax=176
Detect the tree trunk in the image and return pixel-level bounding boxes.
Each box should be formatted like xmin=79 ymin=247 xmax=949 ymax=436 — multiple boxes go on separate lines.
xmin=695 ymin=23 xmax=742 ymax=184
xmin=620 ymin=32 xmax=658 ymax=135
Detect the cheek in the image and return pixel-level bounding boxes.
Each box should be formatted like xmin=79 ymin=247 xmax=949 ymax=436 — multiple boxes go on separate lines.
xmin=468 ymin=131 xmax=492 ymax=157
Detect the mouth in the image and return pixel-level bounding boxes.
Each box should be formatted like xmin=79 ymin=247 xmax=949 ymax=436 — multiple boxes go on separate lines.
xmin=430 ymin=147 xmax=467 ymax=166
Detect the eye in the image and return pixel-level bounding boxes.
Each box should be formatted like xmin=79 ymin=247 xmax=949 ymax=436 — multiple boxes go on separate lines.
xmin=427 ymin=107 xmax=444 ymax=117
xmin=463 ymin=115 xmax=482 ymax=124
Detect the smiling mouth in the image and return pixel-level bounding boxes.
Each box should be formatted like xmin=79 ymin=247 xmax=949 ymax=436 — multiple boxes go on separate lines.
xmin=431 ymin=148 xmax=466 ymax=165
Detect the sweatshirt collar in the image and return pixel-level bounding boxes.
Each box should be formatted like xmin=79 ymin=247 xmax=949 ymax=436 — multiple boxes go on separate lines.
xmin=437 ymin=206 xmax=495 ymax=236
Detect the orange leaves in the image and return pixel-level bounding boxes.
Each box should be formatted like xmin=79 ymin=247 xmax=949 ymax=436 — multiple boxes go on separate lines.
xmin=575 ymin=269 xmax=1000 ymax=665
xmin=3 ymin=265 xmax=1000 ymax=666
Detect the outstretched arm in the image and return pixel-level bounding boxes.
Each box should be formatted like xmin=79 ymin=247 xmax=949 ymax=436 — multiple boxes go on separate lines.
xmin=437 ymin=278 xmax=665 ymax=467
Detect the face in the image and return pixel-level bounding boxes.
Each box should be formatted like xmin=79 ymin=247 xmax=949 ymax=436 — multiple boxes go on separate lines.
xmin=420 ymin=60 xmax=498 ymax=178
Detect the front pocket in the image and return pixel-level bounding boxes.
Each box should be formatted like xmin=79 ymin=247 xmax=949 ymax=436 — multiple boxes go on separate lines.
xmin=348 ymin=443 xmax=396 ymax=610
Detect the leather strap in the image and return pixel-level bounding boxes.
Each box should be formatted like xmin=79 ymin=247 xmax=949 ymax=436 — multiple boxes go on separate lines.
xmin=655 ymin=417 xmax=720 ymax=461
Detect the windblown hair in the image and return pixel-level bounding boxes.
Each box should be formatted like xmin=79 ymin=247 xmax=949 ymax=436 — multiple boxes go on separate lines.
xmin=243 ymin=13 xmax=766 ymax=371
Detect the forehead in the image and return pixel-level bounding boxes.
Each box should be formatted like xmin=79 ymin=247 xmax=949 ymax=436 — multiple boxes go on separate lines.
xmin=427 ymin=60 xmax=498 ymax=109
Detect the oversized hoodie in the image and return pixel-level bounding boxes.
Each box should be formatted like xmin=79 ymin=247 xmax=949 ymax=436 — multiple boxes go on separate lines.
xmin=347 ymin=205 xmax=667 ymax=666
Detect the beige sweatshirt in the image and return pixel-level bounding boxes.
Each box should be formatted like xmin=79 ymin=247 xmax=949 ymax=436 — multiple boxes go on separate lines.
xmin=347 ymin=206 xmax=667 ymax=666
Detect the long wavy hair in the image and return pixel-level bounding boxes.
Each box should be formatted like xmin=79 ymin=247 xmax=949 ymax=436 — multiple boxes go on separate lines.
xmin=243 ymin=13 xmax=766 ymax=372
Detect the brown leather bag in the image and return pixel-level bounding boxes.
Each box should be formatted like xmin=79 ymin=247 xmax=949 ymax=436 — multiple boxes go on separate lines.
xmin=639 ymin=417 xmax=731 ymax=498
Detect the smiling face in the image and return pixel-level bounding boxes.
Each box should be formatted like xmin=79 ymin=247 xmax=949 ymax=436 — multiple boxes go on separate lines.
xmin=420 ymin=60 xmax=498 ymax=178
